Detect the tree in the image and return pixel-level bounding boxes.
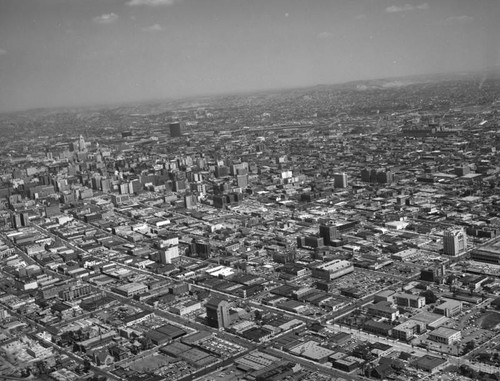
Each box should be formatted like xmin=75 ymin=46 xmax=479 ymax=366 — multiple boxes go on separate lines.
xmin=140 ymin=336 xmax=154 ymax=350
xmin=35 ymin=361 xmax=48 ymax=376
xmin=420 ymin=290 xmax=438 ymax=304
xmin=462 ymin=340 xmax=476 ymax=355
xmin=83 ymin=359 xmax=92 ymax=372
xmin=459 ymin=365 xmax=478 ymax=379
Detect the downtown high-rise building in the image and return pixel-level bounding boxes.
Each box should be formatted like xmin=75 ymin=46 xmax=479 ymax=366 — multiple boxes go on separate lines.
xmin=206 ymin=298 xmax=230 ymax=329
xmin=333 ymin=172 xmax=348 ymax=188
xmin=169 ymin=122 xmax=182 ymax=138
xmin=443 ymin=228 xmax=467 ymax=256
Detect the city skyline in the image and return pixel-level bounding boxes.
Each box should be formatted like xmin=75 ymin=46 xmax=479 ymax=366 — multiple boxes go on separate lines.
xmin=1 ymin=38 xmax=500 ymax=380
xmin=0 ymin=0 xmax=499 ymax=112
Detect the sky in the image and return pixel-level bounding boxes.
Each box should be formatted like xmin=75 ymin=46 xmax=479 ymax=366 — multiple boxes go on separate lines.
xmin=0 ymin=0 xmax=499 ymax=112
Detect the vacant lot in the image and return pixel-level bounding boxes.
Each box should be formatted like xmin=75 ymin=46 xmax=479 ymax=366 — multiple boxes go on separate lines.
xmin=477 ymin=312 xmax=500 ymax=330
xmin=129 ymin=354 xmax=170 ymax=372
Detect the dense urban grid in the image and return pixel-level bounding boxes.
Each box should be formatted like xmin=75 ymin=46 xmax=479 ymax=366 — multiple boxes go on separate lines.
xmin=1 ymin=71 xmax=500 ymax=381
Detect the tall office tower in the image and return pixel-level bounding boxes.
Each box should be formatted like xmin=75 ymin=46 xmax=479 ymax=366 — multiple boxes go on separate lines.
xmin=78 ymin=135 xmax=87 ymax=152
xmin=377 ymin=169 xmax=394 ymax=184
xmin=184 ymin=194 xmax=197 ymax=209
xmin=333 ymin=173 xmax=348 ymax=188
xmin=215 ymin=165 xmax=230 ymax=178
xmin=236 ymin=174 xmax=248 ymax=188
xmin=206 ymin=298 xmax=231 ymax=329
xmin=169 ymin=122 xmax=182 ymax=137
xmin=11 ymin=214 xmax=22 ymax=229
xmin=20 ymin=212 xmax=30 ymax=227
xmin=12 ymin=212 xmax=30 ymax=229
xmin=119 ymin=182 xmax=129 ymax=195
xmin=319 ymin=224 xmax=340 ymax=245
xmin=194 ymin=241 xmax=211 ymax=259
xmin=230 ymin=162 xmax=248 ymax=176
xmin=100 ymin=178 xmax=111 ymax=193
xmin=360 ymin=168 xmax=371 ymax=182
xmin=160 ymin=246 xmax=179 ymax=264
xmin=158 ymin=235 xmax=179 ymax=264
xmin=443 ymin=228 xmax=467 ymax=256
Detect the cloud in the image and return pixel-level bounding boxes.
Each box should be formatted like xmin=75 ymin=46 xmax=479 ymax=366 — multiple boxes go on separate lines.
xmin=0 ymin=48 xmax=7 ymax=56
xmin=142 ymin=24 xmax=163 ymax=32
xmin=386 ymin=4 xmax=413 ymax=13
xmin=441 ymin=15 xmax=474 ymax=25
xmin=126 ymin=0 xmax=181 ymax=6
xmin=386 ymin=3 xmax=429 ymax=13
xmin=93 ymin=13 xmax=119 ymax=24
xmin=316 ymin=32 xmax=333 ymax=40
xmin=416 ymin=3 xmax=429 ymax=10
xmin=355 ymin=14 xmax=367 ymax=20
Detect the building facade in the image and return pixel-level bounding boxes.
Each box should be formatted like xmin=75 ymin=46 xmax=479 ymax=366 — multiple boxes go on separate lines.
xmin=443 ymin=228 xmax=467 ymax=256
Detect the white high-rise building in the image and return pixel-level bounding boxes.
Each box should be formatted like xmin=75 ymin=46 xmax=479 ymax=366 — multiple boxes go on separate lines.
xmin=443 ymin=228 xmax=467 ymax=256
xmin=158 ymin=235 xmax=179 ymax=264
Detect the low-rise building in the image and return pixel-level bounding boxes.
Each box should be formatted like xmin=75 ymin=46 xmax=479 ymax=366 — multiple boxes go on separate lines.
xmin=111 ymin=282 xmax=148 ymax=297
xmin=394 ymin=292 xmax=426 ymax=308
xmin=392 ymin=320 xmax=425 ymax=341
xmin=411 ymin=311 xmax=449 ymax=330
xmin=367 ymin=301 xmax=399 ymax=321
xmin=169 ymin=300 xmax=202 ymax=316
xmin=363 ymin=320 xmax=393 ymax=337
xmin=434 ymin=299 xmax=462 ymax=317
xmin=289 ymin=340 xmax=335 ymax=364
xmin=311 ymin=260 xmax=354 ymax=281
xmin=428 ymin=327 xmax=461 ymax=345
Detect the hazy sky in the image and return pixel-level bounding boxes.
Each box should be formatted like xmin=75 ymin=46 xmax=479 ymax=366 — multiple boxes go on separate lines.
xmin=0 ymin=0 xmax=499 ymax=112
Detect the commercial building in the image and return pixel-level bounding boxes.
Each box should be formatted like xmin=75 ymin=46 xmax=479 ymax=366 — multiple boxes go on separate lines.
xmin=160 ymin=245 xmax=179 ymax=264
xmin=412 ymin=355 xmax=448 ymax=374
xmin=392 ymin=320 xmax=425 ymax=341
xmin=367 ymin=301 xmax=400 ymax=322
xmin=319 ymin=224 xmax=340 ymax=246
xmin=158 ymin=235 xmax=179 ymax=264
xmin=169 ymin=122 xmax=182 ymax=137
xmin=331 ymin=356 xmax=364 ymax=373
xmin=411 ymin=311 xmax=449 ymax=330
xmin=111 ymin=282 xmax=148 ymax=297
xmin=434 ymin=299 xmax=462 ymax=317
xmin=364 ymin=320 xmax=393 ymax=336
xmin=471 ymin=236 xmax=500 ymax=264
xmin=373 ymin=290 xmax=396 ymax=304
xmin=206 ymin=297 xmax=231 ymax=329
xmin=420 ymin=264 xmax=446 ymax=282
xmin=237 ymin=174 xmax=248 ymax=188
xmin=304 ymin=236 xmax=324 ymax=248
xmin=428 ymin=327 xmax=461 ymax=345
xmin=394 ymin=292 xmax=426 ymax=308
xmin=311 ymin=260 xmax=353 ymax=281
xmin=59 ymin=283 xmax=92 ymax=301
xmin=443 ymin=228 xmax=467 ymax=256
xmin=289 ymin=340 xmax=335 ymax=364
xmin=170 ymin=300 xmax=202 ymax=316
xmin=361 ymin=168 xmax=394 ymax=184
xmin=333 ymin=173 xmax=348 ymax=188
